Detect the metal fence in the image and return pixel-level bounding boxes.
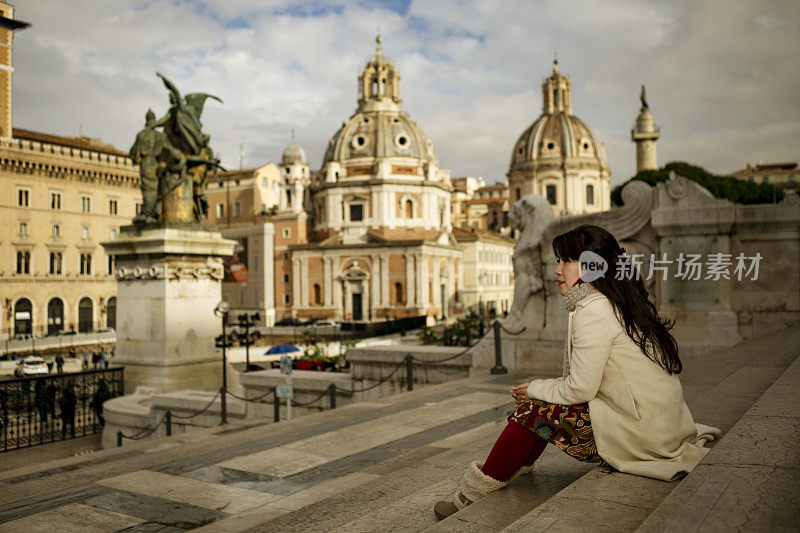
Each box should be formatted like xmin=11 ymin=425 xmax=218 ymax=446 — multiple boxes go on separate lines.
xmin=0 ymin=367 xmax=124 ymax=452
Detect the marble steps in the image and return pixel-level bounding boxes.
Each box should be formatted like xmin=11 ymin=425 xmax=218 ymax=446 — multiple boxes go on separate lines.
xmin=0 ymin=325 xmax=796 ymax=532
xmin=634 ymin=352 xmax=800 ymax=532
xmin=492 ymin=326 xmax=800 ymax=533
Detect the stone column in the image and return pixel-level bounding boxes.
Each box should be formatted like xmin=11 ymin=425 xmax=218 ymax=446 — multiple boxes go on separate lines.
xmin=447 ymin=258 xmax=456 ymax=315
xmin=333 ymin=276 xmax=343 ymax=317
xmin=380 ymin=256 xmax=389 ymax=305
xmin=370 ymin=255 xmax=380 ymax=312
xmin=415 ymin=253 xmax=425 ymax=308
xmin=405 ymin=254 xmax=415 ymax=306
xmin=420 ymin=254 xmax=429 ymax=308
xmin=323 ymin=258 xmax=333 ymax=307
xmin=299 ymin=257 xmax=308 ymax=307
xmin=343 ymin=281 xmax=351 ymax=319
xmin=292 ymin=258 xmax=300 ymax=310
xmin=432 ymin=256 xmax=440 ymax=315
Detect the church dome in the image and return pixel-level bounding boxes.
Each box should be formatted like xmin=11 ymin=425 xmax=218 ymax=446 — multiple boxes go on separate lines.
xmin=282 ymin=140 xmax=307 ymax=165
xmin=510 ymin=113 xmax=607 ymax=167
xmin=320 ymin=36 xmax=438 ymax=171
xmin=508 ymin=61 xmax=608 ymax=172
xmin=322 ymin=110 xmax=437 ymax=167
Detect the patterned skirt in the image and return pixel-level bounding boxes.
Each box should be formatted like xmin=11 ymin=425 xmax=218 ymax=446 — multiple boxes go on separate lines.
xmin=507 ymin=398 xmax=608 ymax=466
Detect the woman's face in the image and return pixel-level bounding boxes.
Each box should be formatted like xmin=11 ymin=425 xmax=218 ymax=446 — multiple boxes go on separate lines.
xmin=555 ymin=258 xmax=581 ymax=296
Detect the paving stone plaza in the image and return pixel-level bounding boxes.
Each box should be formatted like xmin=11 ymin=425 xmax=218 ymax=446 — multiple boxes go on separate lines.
xmin=0 ymin=324 xmax=797 ymax=532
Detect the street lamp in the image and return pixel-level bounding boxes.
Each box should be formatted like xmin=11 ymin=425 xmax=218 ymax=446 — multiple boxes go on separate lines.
xmin=231 ymin=312 xmax=261 ymax=372
xmin=213 ymin=300 xmax=232 ymax=424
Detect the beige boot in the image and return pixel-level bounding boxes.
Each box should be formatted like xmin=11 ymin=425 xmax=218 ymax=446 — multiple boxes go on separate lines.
xmin=433 ymin=461 xmax=508 ymax=520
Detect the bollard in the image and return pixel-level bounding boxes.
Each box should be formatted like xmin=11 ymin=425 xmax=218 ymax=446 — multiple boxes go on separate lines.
xmin=220 ymin=387 xmax=228 ymax=425
xmin=491 ymin=321 xmax=508 ymax=374
xmin=165 ymin=411 xmax=172 ymax=437
xmin=328 ymin=383 xmax=337 ymax=409
xmin=273 ymin=387 xmax=280 ymax=423
xmin=116 ymin=430 xmax=123 ymax=447
xmin=406 ymin=354 xmax=414 ymax=391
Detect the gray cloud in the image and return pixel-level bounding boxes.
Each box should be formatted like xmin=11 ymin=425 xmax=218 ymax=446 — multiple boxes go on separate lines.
xmin=12 ymin=0 xmax=799 ymax=185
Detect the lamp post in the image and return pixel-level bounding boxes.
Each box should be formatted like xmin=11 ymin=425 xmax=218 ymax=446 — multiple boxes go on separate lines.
xmin=232 ymin=312 xmax=260 ymax=372
xmin=214 ymin=300 xmax=231 ymax=424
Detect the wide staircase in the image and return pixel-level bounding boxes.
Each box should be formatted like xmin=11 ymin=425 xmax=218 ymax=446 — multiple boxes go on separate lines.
xmin=0 ymin=325 xmax=797 ymax=532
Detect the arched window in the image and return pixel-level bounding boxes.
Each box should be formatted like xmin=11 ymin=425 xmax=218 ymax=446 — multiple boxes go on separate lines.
xmin=78 ymin=297 xmax=93 ymax=333
xmin=106 ymin=297 xmax=117 ymax=329
xmin=546 ymin=185 xmax=557 ymax=205
xmin=313 ymin=284 xmax=321 ymax=306
xmin=405 ymin=199 xmax=413 ymax=218
xmin=515 ymin=188 xmax=521 ymax=201
xmin=586 ymin=184 xmax=595 ymax=205
xmin=47 ymin=297 xmax=64 ymax=336
xmin=394 ymin=282 xmax=404 ymax=305
xmin=14 ymin=298 xmax=32 ymax=335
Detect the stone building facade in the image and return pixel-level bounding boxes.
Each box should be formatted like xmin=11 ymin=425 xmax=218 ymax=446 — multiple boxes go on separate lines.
xmin=507 ymin=60 xmax=611 ymax=216
xmin=0 ymin=6 xmax=140 ymax=339
xmin=288 ymin=40 xmax=463 ymax=323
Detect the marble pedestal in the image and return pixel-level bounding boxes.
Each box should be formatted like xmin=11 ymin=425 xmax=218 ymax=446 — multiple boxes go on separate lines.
xmin=102 ymin=225 xmax=236 ymax=394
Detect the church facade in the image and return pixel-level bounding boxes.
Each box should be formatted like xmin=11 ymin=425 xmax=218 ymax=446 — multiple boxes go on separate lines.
xmin=281 ymin=39 xmax=464 ymax=323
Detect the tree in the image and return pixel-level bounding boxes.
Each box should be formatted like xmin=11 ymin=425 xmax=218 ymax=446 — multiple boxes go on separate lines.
xmin=611 ymin=161 xmax=784 ymax=207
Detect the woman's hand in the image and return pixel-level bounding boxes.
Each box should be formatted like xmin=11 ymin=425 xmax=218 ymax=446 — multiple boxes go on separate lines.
xmin=510 ymin=382 xmax=531 ymax=404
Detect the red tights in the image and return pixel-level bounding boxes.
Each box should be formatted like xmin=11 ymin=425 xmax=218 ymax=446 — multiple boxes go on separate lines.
xmin=481 ymin=420 xmax=547 ymax=482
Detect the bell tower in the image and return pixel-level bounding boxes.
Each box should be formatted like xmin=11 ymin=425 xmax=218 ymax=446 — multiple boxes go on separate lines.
xmin=0 ymin=2 xmax=30 ymax=139
xmin=357 ymin=34 xmax=401 ymax=112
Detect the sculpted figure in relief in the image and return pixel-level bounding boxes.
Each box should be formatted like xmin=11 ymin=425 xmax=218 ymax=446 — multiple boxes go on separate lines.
xmin=504 ymin=194 xmax=554 ymax=331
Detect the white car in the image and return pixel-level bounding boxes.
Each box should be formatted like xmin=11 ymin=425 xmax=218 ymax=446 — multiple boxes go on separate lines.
xmin=313 ymin=320 xmax=338 ymax=327
xmin=15 ymin=357 xmax=49 ymax=377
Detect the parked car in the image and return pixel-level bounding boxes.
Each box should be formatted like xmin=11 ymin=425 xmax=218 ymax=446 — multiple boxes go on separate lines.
xmin=58 ymin=329 xmax=77 ymax=336
xmin=96 ymin=327 xmax=115 ymax=334
xmin=14 ymin=357 xmax=49 ymax=377
xmin=275 ymin=318 xmax=303 ymax=326
xmin=313 ymin=319 xmax=338 ymax=327
xmin=13 ymin=333 xmax=33 ymax=341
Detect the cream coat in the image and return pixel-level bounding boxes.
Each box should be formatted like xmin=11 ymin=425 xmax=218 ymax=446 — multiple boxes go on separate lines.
xmin=526 ymin=292 xmax=721 ymax=481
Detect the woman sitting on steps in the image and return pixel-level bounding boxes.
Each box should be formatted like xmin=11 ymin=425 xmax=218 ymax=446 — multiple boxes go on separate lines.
xmin=434 ymin=224 xmax=721 ymax=520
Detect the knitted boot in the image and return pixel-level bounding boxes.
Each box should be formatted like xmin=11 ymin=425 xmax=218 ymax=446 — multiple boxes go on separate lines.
xmin=433 ymin=461 xmax=508 ymax=520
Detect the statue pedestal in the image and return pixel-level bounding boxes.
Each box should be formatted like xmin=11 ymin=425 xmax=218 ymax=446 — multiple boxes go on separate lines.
xmin=102 ymin=226 xmax=236 ymax=394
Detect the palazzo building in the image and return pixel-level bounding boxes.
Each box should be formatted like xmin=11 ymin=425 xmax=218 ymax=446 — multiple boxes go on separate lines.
xmin=507 ymin=60 xmax=611 ymax=216
xmin=0 ymin=4 xmax=141 ymax=339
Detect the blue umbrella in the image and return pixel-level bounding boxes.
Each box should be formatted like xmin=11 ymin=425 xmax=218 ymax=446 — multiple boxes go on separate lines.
xmin=265 ymin=344 xmax=301 ymax=355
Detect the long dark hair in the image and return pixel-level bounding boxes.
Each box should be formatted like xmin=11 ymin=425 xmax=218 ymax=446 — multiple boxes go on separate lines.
xmin=552 ymin=224 xmax=682 ymax=374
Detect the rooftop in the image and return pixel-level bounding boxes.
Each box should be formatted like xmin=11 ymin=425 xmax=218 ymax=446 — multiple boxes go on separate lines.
xmin=12 ymin=128 xmax=129 ymax=157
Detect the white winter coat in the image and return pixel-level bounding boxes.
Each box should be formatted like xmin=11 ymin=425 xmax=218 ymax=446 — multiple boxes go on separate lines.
xmin=526 ymin=292 xmax=720 ymax=481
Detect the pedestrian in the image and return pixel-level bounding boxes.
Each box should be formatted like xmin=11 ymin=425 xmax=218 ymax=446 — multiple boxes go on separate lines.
xmin=59 ymin=381 xmax=77 ymax=439
xmin=92 ymin=351 xmax=102 ymax=370
xmin=433 ymin=225 xmax=721 ymax=520
xmin=55 ymin=353 xmax=64 ymax=374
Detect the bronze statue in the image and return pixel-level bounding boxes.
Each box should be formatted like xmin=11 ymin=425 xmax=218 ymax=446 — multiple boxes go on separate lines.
xmin=640 ymin=84 xmax=649 ymax=109
xmin=130 ymin=109 xmax=164 ymax=224
xmin=130 ymin=74 xmax=223 ymax=225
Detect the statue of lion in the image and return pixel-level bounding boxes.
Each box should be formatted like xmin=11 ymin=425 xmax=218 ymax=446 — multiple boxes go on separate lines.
xmin=504 ymin=194 xmax=555 ymax=330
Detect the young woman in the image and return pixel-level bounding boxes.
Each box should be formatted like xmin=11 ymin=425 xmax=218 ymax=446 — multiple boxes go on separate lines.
xmin=434 ymin=225 xmax=720 ymax=520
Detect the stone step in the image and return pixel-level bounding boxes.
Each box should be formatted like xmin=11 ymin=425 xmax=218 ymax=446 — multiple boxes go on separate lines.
xmin=635 ymin=352 xmax=800 ymax=532
xmin=494 ymin=326 xmax=800 ymax=533
xmin=0 ymin=325 xmax=796 ymax=532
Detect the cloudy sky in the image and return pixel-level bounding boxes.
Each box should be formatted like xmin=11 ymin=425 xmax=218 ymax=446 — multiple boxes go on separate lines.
xmin=12 ymin=0 xmax=800 ymax=186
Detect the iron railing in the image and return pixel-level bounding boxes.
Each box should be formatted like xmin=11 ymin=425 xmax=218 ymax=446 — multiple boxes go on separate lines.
xmin=0 ymin=367 xmax=124 ymax=452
